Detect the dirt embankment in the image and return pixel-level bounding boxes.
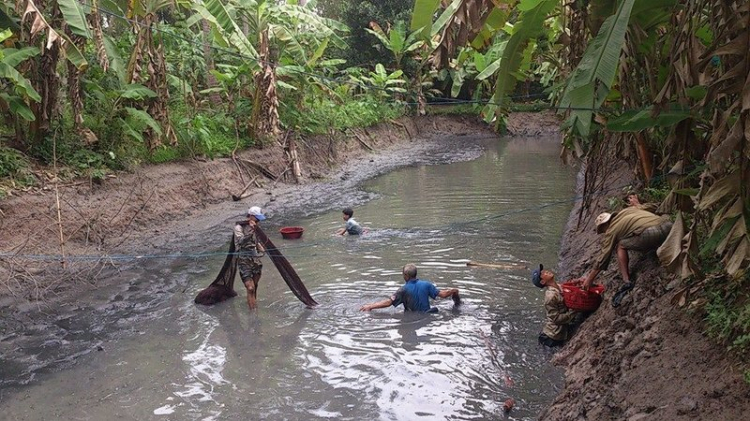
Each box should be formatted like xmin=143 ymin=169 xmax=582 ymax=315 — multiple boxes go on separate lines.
xmin=540 ymin=158 xmax=750 ymax=420
xmin=1 ymin=112 xmax=556 ymax=304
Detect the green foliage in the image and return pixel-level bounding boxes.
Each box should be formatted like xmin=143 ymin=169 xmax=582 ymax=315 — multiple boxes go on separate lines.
xmin=0 ymin=146 xmax=28 ymax=178
xmin=174 ymin=112 xmax=239 ymax=159
xmin=704 ymin=274 xmax=750 ymax=359
xmin=606 ymin=104 xmax=691 ymax=132
xmin=281 ymin=94 xmax=404 ymax=134
xmin=317 ymin=0 xmax=415 ymax=67
xmin=560 ymin=0 xmax=636 ymax=137
xmin=355 ymin=64 xmax=408 ymax=98
xmin=365 ymin=20 xmax=424 ymax=69
xmin=484 ymin=0 xmax=557 ymax=126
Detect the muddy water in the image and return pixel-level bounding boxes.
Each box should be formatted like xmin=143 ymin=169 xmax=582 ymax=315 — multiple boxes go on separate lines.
xmin=0 ymin=135 xmax=575 ymax=420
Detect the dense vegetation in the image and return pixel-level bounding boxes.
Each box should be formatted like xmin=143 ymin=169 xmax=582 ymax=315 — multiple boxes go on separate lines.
xmin=1 ymin=0 xmax=748 ymax=366
xmin=0 ymin=0 xmax=417 ymax=190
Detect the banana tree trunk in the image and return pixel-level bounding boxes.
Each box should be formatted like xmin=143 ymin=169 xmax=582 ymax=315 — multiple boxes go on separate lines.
xmin=27 ymin=0 xmax=61 ymax=146
xmin=66 ymin=31 xmax=97 ymax=145
xmin=634 ymin=132 xmax=653 ymax=182
xmin=250 ymin=28 xmax=280 ymax=142
xmin=127 ymin=13 xmax=177 ymax=150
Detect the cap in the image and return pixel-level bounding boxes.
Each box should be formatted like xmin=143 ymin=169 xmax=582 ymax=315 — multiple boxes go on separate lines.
xmin=531 ymin=264 xmax=544 ymax=288
xmin=595 ymin=212 xmax=612 ymax=234
xmin=247 ymin=206 xmax=266 ymax=221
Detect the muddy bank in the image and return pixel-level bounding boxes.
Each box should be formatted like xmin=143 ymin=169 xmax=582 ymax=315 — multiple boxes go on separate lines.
xmin=0 ymin=114 xmax=509 ymax=301
xmin=541 ymin=158 xmax=750 ymax=420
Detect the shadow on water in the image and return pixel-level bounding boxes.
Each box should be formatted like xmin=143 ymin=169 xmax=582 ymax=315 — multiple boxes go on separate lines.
xmin=1 ymin=133 xmax=575 ymax=420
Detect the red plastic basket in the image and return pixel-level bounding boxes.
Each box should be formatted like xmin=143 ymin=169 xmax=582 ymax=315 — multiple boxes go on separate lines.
xmin=279 ymin=226 xmax=304 ymax=239
xmin=561 ymin=281 xmax=605 ymax=312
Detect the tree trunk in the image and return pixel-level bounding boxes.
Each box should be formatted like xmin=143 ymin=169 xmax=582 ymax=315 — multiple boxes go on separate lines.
xmin=28 ymin=0 xmax=61 ymax=147
xmin=250 ymin=28 xmax=280 ymax=143
xmin=634 ymin=132 xmax=653 ymax=182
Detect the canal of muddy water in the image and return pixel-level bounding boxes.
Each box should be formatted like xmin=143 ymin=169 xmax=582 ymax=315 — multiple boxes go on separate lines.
xmin=1 ymin=133 xmax=575 ymax=420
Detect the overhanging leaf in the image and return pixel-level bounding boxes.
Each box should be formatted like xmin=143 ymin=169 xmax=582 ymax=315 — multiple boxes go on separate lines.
xmin=491 ymin=0 xmax=556 ymax=109
xmin=103 ymin=35 xmax=126 ymax=83
xmin=431 ymin=0 xmax=463 ymax=37
xmin=606 ymin=105 xmax=691 ymax=132
xmin=119 ymin=84 xmax=158 ymax=100
xmin=411 ymin=0 xmax=442 ymax=34
xmin=567 ymin=0 xmax=635 ymax=91
xmin=57 ymin=0 xmax=92 ymax=38
xmin=1 ymin=47 xmax=40 ymax=67
xmin=0 ymin=93 xmax=36 ymax=121
xmin=125 ymin=107 xmax=162 ymax=136
xmin=0 ymin=62 xmax=41 ymax=102
xmin=195 ymin=0 xmax=259 ymax=61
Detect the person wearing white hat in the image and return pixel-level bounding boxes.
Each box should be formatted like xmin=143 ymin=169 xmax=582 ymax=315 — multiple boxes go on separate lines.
xmin=581 ymin=207 xmax=672 ymax=306
xmin=234 ymin=206 xmax=267 ymax=309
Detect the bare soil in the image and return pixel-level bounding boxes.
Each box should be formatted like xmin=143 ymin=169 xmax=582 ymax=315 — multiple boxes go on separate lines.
xmin=540 ymin=158 xmax=750 ymax=420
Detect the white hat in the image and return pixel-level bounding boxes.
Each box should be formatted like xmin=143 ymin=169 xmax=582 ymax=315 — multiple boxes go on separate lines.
xmin=595 ymin=212 xmax=612 ymax=233
xmin=247 ymin=206 xmax=266 ymax=220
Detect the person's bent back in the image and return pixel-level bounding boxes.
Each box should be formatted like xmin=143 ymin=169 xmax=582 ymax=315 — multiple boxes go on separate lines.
xmin=359 ymin=264 xmax=461 ymax=312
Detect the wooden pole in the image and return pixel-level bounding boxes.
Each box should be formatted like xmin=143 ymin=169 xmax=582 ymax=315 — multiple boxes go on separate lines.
xmin=52 ymin=132 xmax=66 ymax=269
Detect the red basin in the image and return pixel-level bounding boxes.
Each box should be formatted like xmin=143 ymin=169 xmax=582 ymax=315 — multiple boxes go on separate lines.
xmin=280 ymin=226 xmax=304 ymax=239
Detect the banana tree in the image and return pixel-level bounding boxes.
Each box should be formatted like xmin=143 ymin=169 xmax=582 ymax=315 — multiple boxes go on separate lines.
xmin=194 ymin=0 xmax=347 ymax=140
xmin=15 ymin=0 xmax=89 ymax=145
xmin=0 ymin=28 xmax=41 ymax=144
xmin=357 ymin=64 xmax=408 ymax=99
xmin=125 ymin=0 xmax=178 ymax=150
xmin=365 ymin=21 xmax=424 ymax=71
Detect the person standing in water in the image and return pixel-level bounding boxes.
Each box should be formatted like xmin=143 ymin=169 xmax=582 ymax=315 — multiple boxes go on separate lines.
xmin=531 ymin=264 xmax=581 ymax=347
xmin=235 ymin=206 xmax=266 ymax=309
xmin=336 ymin=207 xmax=364 ymax=235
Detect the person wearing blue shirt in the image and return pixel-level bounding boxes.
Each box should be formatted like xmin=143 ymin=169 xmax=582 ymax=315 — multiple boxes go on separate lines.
xmin=359 ymin=264 xmax=461 ymax=312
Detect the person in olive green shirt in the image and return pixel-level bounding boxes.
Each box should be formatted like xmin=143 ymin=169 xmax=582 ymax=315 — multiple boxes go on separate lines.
xmin=532 ymin=265 xmax=579 ymax=347
xmin=581 ymin=206 xmax=672 ymax=305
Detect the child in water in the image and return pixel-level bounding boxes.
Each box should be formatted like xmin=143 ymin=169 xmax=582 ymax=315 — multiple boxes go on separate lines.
xmin=336 ymin=207 xmax=364 ymax=235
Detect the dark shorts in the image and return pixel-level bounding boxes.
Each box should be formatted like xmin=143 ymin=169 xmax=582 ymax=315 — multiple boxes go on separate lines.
xmin=620 ymin=221 xmax=673 ymax=251
xmin=238 ymin=258 xmax=262 ymax=282
xmin=539 ymin=333 xmax=566 ymax=348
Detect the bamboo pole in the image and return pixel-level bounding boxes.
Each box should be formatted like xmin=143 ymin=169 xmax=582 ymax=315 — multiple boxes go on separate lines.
xmin=52 ymin=132 xmax=66 ymax=269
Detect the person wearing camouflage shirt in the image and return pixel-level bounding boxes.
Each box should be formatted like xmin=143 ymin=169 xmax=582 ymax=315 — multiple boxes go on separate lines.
xmin=234 ymin=206 xmax=266 ymax=309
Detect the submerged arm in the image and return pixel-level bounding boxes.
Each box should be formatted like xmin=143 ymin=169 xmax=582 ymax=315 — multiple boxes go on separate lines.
xmin=360 ymin=298 xmax=393 ymax=311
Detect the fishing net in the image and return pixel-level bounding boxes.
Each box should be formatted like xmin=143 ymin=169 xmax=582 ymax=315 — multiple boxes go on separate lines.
xmin=194 ymin=224 xmax=317 ymax=307
xmin=194 ymin=234 xmax=239 ymax=305
xmin=254 ymin=225 xmax=318 ymax=307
